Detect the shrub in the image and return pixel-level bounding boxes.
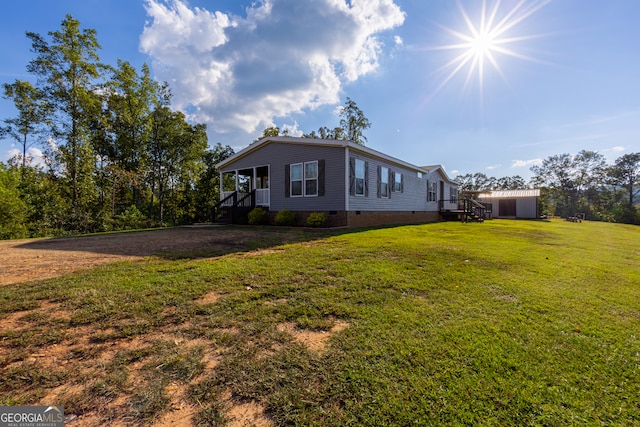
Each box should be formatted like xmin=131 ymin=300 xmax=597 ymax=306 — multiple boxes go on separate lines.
xmin=108 ymin=205 xmax=147 ymax=231
xmin=248 ymin=207 xmax=269 ymax=225
xmin=275 ymin=209 xmax=296 ymax=226
xmin=306 ymin=212 xmax=327 ymax=228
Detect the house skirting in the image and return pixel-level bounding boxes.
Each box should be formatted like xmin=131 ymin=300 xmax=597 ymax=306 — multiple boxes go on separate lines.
xmin=346 ymin=210 xmax=439 ymax=228
xmin=265 ymin=210 xmax=440 ymax=228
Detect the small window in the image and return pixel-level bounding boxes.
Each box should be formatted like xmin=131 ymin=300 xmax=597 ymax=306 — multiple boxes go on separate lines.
xmin=417 ymin=171 xmax=423 ymax=179
xmin=355 ymin=159 xmax=365 ymax=196
xmin=449 ymin=187 xmax=459 ymax=203
xmin=428 ymin=181 xmax=437 ymax=202
xmin=290 ymin=163 xmax=303 ymax=197
xmin=393 ymin=172 xmax=402 ymax=192
xmin=380 ymin=166 xmax=389 ymax=198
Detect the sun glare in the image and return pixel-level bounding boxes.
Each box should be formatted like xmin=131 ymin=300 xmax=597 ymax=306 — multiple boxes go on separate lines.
xmin=428 ymin=0 xmax=551 ymax=100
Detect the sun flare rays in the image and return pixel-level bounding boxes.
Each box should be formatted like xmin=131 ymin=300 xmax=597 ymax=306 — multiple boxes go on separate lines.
xmin=426 ymin=0 xmax=551 ymax=101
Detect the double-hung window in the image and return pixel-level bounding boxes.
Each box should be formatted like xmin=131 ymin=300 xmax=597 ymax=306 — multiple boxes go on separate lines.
xmin=428 ymin=180 xmax=437 ymax=202
xmin=380 ymin=166 xmax=389 ymax=198
xmin=290 ymin=161 xmax=318 ymax=197
xmin=305 ymin=161 xmax=318 ymax=196
xmin=450 ymin=187 xmax=458 ymax=203
xmin=393 ymin=172 xmax=402 ymax=192
xmin=355 ymin=159 xmax=365 ymax=196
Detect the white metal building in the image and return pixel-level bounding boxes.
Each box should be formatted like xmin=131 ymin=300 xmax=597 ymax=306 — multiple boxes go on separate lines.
xmin=478 ymin=189 xmax=541 ymax=219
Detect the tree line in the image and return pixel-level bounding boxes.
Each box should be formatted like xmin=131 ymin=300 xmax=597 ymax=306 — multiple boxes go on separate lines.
xmin=0 ymin=16 xmax=235 ymax=239
xmin=456 ymin=150 xmax=640 ymax=224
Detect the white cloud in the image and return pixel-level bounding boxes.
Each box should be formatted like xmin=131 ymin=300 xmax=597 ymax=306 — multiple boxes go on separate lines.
xmin=511 ymin=158 xmax=542 ymax=168
xmin=140 ymin=0 xmax=405 ymax=134
xmin=486 ymin=164 xmax=501 ymax=170
xmin=4 ymin=146 xmax=47 ymax=168
xmin=609 ymin=145 xmax=625 ymax=152
xmin=281 ymin=121 xmax=304 ymax=137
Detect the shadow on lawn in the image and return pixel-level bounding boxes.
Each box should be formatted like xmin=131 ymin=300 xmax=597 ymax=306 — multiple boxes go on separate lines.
xmin=13 ymin=225 xmax=354 ymax=260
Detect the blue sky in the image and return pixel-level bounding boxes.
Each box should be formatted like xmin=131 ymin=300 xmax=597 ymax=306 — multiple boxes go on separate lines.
xmin=1 ymin=0 xmax=639 ymax=180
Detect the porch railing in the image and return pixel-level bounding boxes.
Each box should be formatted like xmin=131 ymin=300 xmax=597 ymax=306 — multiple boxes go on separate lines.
xmin=211 ymin=190 xmax=257 ymax=223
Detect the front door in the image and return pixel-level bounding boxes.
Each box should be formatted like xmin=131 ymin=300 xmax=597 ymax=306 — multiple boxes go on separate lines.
xmin=255 ymin=165 xmax=270 ymax=206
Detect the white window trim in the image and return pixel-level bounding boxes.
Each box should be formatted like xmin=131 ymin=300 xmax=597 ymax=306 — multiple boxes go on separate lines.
xmin=381 ymin=166 xmax=389 ymax=198
xmin=291 ymin=161 xmax=318 ymax=198
xmin=393 ymin=171 xmax=402 ymax=193
xmin=290 ymin=163 xmax=303 ymax=197
xmin=304 ymin=160 xmax=318 ymax=197
xmin=355 ymin=159 xmax=366 ymax=196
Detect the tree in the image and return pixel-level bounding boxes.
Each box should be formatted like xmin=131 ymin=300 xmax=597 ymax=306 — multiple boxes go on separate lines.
xmin=339 ymin=97 xmax=371 ymax=145
xmin=26 ymin=15 xmax=106 ymax=230
xmin=609 ymin=153 xmax=640 ymax=208
xmin=2 ymin=80 xmax=52 ymax=174
xmin=496 ymin=175 xmax=526 ymax=190
xmin=531 ymin=154 xmax=576 ymax=217
xmin=194 ymin=143 xmax=235 ymax=221
xmin=0 ymin=163 xmax=29 ymax=239
xmin=103 ymin=61 xmax=155 ymax=213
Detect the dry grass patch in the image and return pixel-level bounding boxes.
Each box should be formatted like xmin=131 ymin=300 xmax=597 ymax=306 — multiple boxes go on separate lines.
xmin=277 ymin=319 xmax=349 ymax=353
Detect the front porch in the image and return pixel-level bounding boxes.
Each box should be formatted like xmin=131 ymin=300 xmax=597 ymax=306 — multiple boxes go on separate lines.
xmin=220 ymin=165 xmax=270 ymax=208
xmin=213 ymin=165 xmax=270 ymax=223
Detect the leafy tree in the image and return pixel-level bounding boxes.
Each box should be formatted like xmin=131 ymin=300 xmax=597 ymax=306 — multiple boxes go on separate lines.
xmin=102 ymin=61 xmax=155 ymax=213
xmin=531 ymin=151 xmax=608 ymax=219
xmin=26 ymin=15 xmax=106 ymax=230
xmin=2 ymin=80 xmax=52 ymax=173
xmin=0 ymin=163 xmax=29 ymax=239
xmin=194 ymin=143 xmax=235 ymax=222
xmin=147 ymin=90 xmax=207 ymax=224
xmin=609 ymin=153 xmax=640 ymax=208
xmin=496 ymin=175 xmax=526 ymax=190
xmin=339 ymin=97 xmax=371 ymax=145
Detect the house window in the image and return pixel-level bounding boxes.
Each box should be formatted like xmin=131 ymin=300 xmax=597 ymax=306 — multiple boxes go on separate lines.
xmin=393 ymin=172 xmax=403 ymax=192
xmin=449 ymin=187 xmax=459 ymax=203
xmin=290 ymin=161 xmax=318 ymax=197
xmin=290 ymin=163 xmax=303 ymax=197
xmin=305 ymin=161 xmax=318 ymax=196
xmin=380 ymin=166 xmax=389 ymax=198
xmin=428 ymin=180 xmax=437 ymax=202
xmin=355 ymin=159 xmax=365 ymax=196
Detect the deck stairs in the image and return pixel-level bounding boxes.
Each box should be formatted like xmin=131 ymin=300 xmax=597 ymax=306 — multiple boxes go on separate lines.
xmin=211 ymin=190 xmax=256 ymax=224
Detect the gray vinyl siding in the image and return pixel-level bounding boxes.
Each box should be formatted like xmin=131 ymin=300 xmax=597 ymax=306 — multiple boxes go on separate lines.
xmin=219 ymin=141 xmax=346 ymax=211
xmin=348 ymin=151 xmax=430 ymax=212
xmin=425 ymin=169 xmax=457 ymax=211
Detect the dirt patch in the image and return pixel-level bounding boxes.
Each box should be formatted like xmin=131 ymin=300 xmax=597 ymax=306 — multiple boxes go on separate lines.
xmin=277 ymin=320 xmax=349 ymax=352
xmin=0 ymin=227 xmax=304 ymax=286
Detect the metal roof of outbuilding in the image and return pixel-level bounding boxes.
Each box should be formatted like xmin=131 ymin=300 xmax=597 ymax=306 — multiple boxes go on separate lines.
xmin=477 ymin=189 xmax=541 ymax=199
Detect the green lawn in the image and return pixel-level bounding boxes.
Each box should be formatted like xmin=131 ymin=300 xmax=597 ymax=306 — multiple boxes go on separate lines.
xmin=1 ymin=220 xmax=639 ymax=426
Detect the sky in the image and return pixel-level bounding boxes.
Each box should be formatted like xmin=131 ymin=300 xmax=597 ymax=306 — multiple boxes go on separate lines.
xmin=1 ymin=0 xmax=639 ymax=181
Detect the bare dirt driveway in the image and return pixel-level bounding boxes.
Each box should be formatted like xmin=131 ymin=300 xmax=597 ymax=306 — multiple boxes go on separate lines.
xmin=0 ymin=226 xmax=299 ymax=286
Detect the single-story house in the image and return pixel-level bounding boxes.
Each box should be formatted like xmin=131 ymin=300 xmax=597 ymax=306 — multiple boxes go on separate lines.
xmin=215 ymin=136 xmax=460 ymax=227
xmin=477 ymin=189 xmax=541 ymax=219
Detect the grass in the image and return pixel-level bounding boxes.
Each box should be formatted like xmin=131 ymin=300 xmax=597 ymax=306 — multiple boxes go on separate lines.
xmin=0 ymin=220 xmax=638 ymax=425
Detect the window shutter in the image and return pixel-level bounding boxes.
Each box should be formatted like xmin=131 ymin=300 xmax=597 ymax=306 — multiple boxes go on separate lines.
xmin=390 ymin=171 xmax=395 ymax=193
xmin=318 ymin=159 xmax=325 ymax=197
xmin=376 ymin=165 xmax=381 ymax=198
xmin=349 ymin=157 xmax=355 ymax=196
xmin=284 ymin=164 xmax=290 ymax=198
xmin=364 ymin=161 xmax=369 ymax=197
xmin=400 ymin=174 xmax=404 ymax=193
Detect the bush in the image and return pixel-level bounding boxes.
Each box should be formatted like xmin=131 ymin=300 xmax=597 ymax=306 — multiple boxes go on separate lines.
xmin=248 ymin=207 xmax=269 ymax=225
xmin=106 ymin=205 xmax=147 ymax=231
xmin=275 ymin=209 xmax=296 ymax=226
xmin=306 ymin=212 xmax=327 ymax=228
